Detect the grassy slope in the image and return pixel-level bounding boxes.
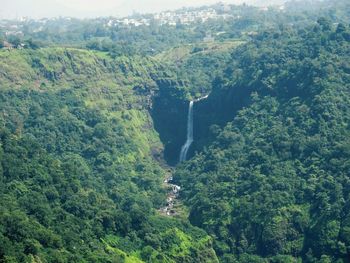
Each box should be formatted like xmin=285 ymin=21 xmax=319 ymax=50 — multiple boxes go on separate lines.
xmin=0 ymin=48 xmax=163 ymax=158
xmin=155 ymin=39 xmax=244 ymax=64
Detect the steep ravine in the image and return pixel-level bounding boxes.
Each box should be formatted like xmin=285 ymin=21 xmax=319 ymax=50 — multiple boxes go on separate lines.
xmin=151 ymin=79 xmax=189 ymax=165
xmin=159 ymin=95 xmax=209 ymax=216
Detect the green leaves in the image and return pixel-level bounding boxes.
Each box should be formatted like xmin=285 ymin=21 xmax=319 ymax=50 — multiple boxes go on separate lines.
xmin=175 ymin=23 xmax=350 ymax=262
xmin=0 ymin=46 xmax=220 ymax=262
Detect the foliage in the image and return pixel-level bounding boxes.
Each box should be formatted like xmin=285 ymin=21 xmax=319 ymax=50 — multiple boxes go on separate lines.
xmin=1 ymin=1 xmax=350 ymax=262
xmin=175 ymin=21 xmax=350 ymax=262
xmin=0 ymin=48 xmax=217 ymax=262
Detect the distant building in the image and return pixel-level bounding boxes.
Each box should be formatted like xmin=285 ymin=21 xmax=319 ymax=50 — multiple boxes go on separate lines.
xmin=18 ymin=43 xmax=25 ymax=49
xmin=3 ymin=41 xmax=14 ymax=50
xmin=259 ymin=7 xmax=269 ymax=12
xmin=203 ymin=33 xmax=215 ymax=42
xmin=217 ymin=3 xmax=231 ymax=12
xmin=245 ymin=31 xmax=258 ymax=36
xmin=5 ymin=30 xmax=23 ymax=37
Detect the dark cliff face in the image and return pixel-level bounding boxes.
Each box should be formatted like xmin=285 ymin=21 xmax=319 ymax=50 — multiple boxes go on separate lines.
xmin=191 ymin=77 xmax=254 ymax=156
xmin=151 ymin=79 xmax=189 ymax=166
xmin=151 ymin=76 xmax=253 ymax=165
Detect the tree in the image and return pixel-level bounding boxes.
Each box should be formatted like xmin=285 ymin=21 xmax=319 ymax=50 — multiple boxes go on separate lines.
xmin=0 ymin=37 xmax=4 ymax=48
xmin=317 ymin=17 xmax=332 ymax=31
xmin=7 ymin=36 xmax=21 ymax=47
xmin=25 ymin=38 xmax=41 ymax=49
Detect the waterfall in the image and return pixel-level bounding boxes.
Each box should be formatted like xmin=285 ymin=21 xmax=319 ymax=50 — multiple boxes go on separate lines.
xmin=179 ymin=100 xmax=194 ymax=162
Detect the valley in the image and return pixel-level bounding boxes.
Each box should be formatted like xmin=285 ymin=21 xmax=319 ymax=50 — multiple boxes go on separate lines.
xmin=0 ymin=0 xmax=350 ymax=262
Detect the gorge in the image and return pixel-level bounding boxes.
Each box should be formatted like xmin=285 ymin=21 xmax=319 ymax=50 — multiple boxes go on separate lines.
xmin=1 ymin=2 xmax=350 ymax=262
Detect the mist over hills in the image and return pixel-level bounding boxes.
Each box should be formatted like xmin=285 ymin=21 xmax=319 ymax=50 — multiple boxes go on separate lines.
xmin=1 ymin=0 xmax=288 ymax=19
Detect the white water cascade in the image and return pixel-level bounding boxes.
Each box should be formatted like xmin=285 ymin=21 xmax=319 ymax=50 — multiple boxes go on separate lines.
xmin=179 ymin=95 xmax=208 ymax=163
xmin=179 ymin=100 xmax=194 ymax=162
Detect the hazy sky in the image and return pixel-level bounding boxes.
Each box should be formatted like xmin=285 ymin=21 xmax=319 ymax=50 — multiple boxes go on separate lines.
xmin=1 ymin=0 xmax=285 ymax=19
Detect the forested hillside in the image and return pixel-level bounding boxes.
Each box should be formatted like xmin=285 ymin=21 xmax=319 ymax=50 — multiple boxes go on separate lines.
xmin=175 ymin=20 xmax=350 ymax=262
xmin=0 ymin=0 xmax=350 ymax=262
xmin=0 ymin=49 xmax=218 ymax=262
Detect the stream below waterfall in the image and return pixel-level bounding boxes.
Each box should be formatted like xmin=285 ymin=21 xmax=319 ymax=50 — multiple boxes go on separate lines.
xmin=159 ymin=174 xmax=181 ymax=216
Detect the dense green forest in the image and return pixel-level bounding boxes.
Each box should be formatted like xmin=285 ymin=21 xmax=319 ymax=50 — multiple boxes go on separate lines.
xmin=176 ymin=19 xmax=350 ymax=262
xmin=0 ymin=49 xmax=218 ymax=262
xmin=0 ymin=0 xmax=350 ymax=262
